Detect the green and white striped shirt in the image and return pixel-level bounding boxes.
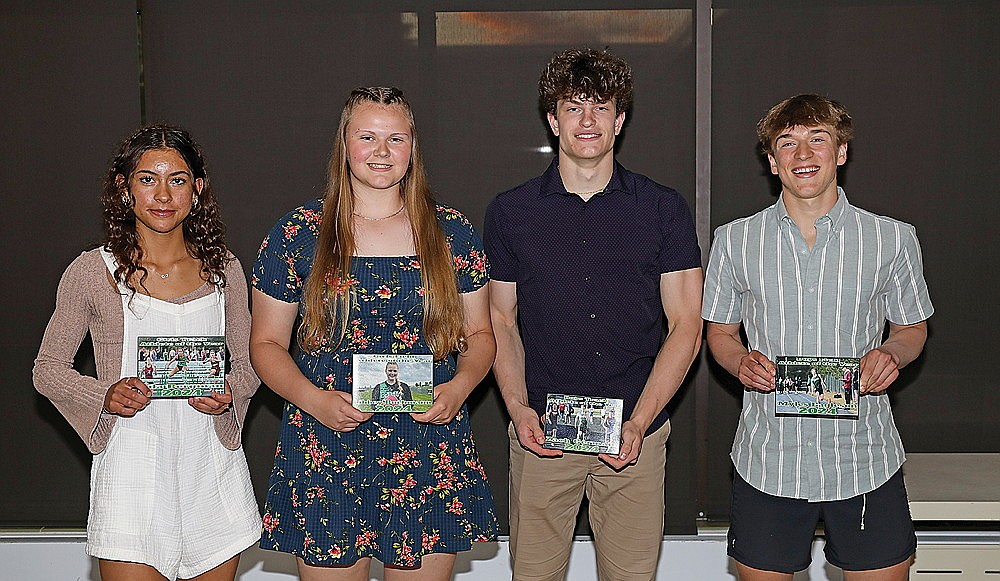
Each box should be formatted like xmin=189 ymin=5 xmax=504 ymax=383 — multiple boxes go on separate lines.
xmin=703 ymin=188 xmax=933 ymax=501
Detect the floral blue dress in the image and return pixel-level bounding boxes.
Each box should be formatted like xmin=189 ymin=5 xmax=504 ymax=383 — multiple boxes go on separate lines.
xmin=253 ymin=199 xmax=497 ymax=567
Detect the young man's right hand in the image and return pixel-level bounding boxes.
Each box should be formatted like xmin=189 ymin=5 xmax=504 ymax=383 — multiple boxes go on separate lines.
xmin=510 ymin=403 xmax=562 ymax=457
xmin=738 ymin=350 xmax=776 ymax=392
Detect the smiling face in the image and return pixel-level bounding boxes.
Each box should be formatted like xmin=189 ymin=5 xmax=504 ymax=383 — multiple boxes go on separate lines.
xmin=768 ymin=123 xmax=847 ymax=205
xmin=385 ymin=362 xmax=399 ymax=383
xmin=345 ymin=103 xmax=413 ymax=196
xmin=121 ymin=148 xmax=203 ymax=237
xmin=547 ymin=96 xmax=625 ymax=169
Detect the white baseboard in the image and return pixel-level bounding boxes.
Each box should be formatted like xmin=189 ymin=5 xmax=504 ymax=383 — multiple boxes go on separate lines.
xmin=2 ymin=531 xmax=996 ymax=580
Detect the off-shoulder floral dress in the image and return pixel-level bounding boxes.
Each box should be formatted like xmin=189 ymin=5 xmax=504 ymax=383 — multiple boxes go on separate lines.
xmin=253 ymin=199 xmax=497 ymax=567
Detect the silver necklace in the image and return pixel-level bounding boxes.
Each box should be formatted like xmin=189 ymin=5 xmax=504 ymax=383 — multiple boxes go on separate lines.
xmin=353 ymin=205 xmax=405 ymax=221
xmin=149 ymin=267 xmax=170 ymax=279
xmin=567 ymin=180 xmax=611 ymax=197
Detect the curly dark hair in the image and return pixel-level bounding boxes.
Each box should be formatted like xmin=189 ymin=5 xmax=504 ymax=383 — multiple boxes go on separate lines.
xmin=538 ymin=47 xmax=633 ymax=116
xmin=757 ymin=94 xmax=854 ymax=155
xmin=101 ymin=124 xmax=229 ymax=293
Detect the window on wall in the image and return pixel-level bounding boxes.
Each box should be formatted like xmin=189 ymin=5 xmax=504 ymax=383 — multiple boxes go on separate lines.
xmin=434 ymin=10 xmax=690 ymax=46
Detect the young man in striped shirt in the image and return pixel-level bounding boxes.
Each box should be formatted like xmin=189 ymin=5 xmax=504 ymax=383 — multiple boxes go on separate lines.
xmin=703 ymin=94 xmax=933 ymax=580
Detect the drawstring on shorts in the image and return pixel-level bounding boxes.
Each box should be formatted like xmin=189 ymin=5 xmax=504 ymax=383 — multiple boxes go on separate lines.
xmin=860 ymin=493 xmax=867 ymax=531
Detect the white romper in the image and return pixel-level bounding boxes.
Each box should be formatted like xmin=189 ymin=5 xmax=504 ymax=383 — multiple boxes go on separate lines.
xmin=87 ymin=249 xmax=261 ymax=579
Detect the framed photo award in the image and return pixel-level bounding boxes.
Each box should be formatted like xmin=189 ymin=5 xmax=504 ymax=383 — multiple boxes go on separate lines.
xmin=352 ymin=354 xmax=434 ymax=413
xmin=774 ymin=356 xmax=860 ymax=419
xmin=542 ymin=393 xmax=624 ymax=455
xmin=137 ymin=336 xmax=226 ymax=398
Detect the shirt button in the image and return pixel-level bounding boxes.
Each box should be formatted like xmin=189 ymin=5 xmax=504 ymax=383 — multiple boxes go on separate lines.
xmin=807 ymin=440 xmax=814 ymax=447
xmin=590 ymin=313 xmax=596 ymax=319
xmin=808 ymin=287 xmax=815 ymax=293
xmin=584 ymin=277 xmax=590 ymax=282
xmin=807 ymin=325 xmax=814 ymax=330
xmin=595 ymin=351 xmax=601 ymax=356
xmin=800 ymin=250 xmax=807 ymax=255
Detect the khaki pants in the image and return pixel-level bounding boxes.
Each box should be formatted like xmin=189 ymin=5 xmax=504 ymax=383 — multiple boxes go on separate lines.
xmin=508 ymin=420 xmax=670 ymax=581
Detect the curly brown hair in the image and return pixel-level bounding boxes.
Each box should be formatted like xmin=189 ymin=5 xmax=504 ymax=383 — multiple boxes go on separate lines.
xmin=538 ymin=48 xmax=633 ymax=116
xmin=757 ymin=94 xmax=854 ymax=155
xmin=101 ymin=124 xmax=230 ymax=293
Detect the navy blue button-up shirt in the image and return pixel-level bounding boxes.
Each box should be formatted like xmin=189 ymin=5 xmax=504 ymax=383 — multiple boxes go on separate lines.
xmin=484 ymin=159 xmax=701 ymax=433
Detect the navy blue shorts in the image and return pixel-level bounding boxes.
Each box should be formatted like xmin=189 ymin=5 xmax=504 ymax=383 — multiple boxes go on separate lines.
xmin=728 ymin=470 xmax=916 ymax=573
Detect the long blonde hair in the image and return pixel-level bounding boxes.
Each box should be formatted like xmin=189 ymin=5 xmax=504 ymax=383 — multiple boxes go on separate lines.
xmin=298 ymin=87 xmax=465 ymax=359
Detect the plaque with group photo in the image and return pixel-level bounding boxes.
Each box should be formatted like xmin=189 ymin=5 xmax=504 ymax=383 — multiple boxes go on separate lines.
xmin=137 ymin=336 xmax=226 ymax=398
xmin=542 ymin=393 xmax=624 ymax=455
xmin=774 ymin=356 xmax=860 ymax=419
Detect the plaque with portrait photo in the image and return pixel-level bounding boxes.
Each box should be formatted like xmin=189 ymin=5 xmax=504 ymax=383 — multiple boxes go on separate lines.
xmin=352 ymin=354 xmax=434 ymax=413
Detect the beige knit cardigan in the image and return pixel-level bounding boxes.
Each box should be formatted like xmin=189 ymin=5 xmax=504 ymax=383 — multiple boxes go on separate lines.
xmin=33 ymin=248 xmax=260 ymax=453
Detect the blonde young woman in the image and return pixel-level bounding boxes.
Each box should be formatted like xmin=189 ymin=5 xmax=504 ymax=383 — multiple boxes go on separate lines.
xmin=251 ymin=87 xmax=497 ymax=580
xmin=33 ymin=125 xmax=261 ymax=580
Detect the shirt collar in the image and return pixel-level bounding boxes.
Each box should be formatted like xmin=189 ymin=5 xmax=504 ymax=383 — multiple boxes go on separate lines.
xmin=538 ymin=157 xmax=631 ymax=198
xmin=776 ymin=187 xmax=851 ymax=231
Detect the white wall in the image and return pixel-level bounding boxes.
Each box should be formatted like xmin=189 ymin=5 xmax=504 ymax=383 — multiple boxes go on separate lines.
xmin=0 ymin=533 xmax=848 ymax=581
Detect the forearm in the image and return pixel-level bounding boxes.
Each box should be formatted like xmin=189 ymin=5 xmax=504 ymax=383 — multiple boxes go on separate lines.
xmin=225 ymin=365 xmax=259 ymax=411
xmin=705 ymin=324 xmax=751 ymax=379
xmin=630 ymin=318 xmax=703 ymax=432
xmin=878 ymin=322 xmax=928 ymax=368
xmin=33 ymin=260 xmax=119 ymax=453
xmin=34 ymin=291 xmax=108 ymax=409
xmin=492 ymin=319 xmax=532 ymax=415
xmin=218 ymin=327 xmax=260 ymax=445
xmin=448 ymin=327 xmax=497 ymax=399
xmin=224 ymin=350 xmax=260 ymax=432
xmin=488 ymin=279 xmax=544 ymax=435
xmin=34 ymin=336 xmax=113 ymax=452
xmin=34 ymin=339 xmax=108 ymax=409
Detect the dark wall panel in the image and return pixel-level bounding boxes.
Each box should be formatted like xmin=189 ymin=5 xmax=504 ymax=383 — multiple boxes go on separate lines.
xmin=5 ymin=0 xmax=996 ymax=537
xmin=140 ymin=3 xmax=423 ymax=266
xmin=139 ymin=4 xmax=700 ymax=535
xmin=138 ymin=1 xmax=426 ymax=532
xmin=705 ymin=1 xmax=1000 ymax=520
xmin=1 ymin=1 xmax=140 ymax=525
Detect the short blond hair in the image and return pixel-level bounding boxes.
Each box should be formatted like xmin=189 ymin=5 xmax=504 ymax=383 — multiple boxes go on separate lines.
xmin=757 ymin=94 xmax=853 ymax=155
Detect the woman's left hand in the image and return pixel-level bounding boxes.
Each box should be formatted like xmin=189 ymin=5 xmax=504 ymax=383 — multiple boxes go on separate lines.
xmin=189 ymin=380 xmax=234 ymax=415
xmin=410 ymin=381 xmax=467 ymax=425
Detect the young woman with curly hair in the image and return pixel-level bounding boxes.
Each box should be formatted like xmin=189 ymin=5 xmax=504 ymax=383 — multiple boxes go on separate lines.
xmin=33 ymin=125 xmax=261 ymax=581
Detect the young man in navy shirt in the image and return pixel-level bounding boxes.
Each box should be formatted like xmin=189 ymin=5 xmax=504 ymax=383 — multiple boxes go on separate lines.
xmin=484 ymin=47 xmax=703 ymax=581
